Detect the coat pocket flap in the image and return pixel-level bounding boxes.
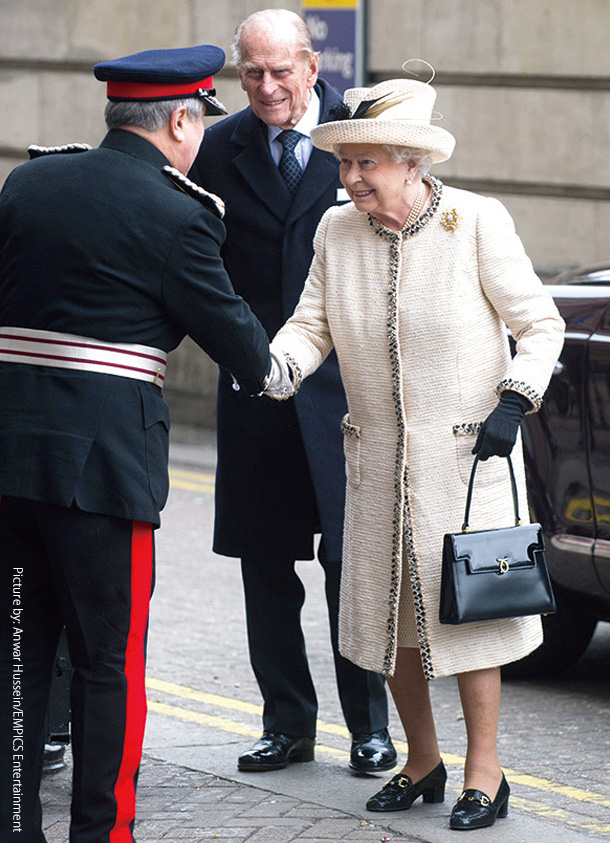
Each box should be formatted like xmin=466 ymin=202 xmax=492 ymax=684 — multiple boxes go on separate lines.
xmin=141 ymin=387 xmax=170 ymax=431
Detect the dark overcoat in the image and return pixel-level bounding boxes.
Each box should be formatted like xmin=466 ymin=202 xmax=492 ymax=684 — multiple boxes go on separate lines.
xmin=191 ymin=80 xmax=348 ymax=560
xmin=0 ymin=129 xmax=270 ymax=525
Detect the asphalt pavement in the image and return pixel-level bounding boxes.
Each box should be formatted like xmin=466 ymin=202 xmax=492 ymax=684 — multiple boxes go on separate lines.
xmin=40 ymin=425 xmax=610 ymax=843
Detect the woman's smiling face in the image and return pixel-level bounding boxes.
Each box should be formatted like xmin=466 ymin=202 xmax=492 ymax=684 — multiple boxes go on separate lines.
xmin=338 ymin=144 xmax=413 ymax=225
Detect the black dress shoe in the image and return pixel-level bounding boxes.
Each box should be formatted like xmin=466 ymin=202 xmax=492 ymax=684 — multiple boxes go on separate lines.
xmin=366 ymin=761 xmax=447 ymax=811
xmin=237 ymin=731 xmax=315 ymax=772
xmin=349 ymin=728 xmax=397 ymax=772
xmin=449 ymin=774 xmax=510 ymax=830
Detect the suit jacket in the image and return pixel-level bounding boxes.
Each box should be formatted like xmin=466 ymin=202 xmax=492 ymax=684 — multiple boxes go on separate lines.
xmin=0 ymin=129 xmax=270 ymax=525
xmin=191 ymin=80 xmax=349 ymax=560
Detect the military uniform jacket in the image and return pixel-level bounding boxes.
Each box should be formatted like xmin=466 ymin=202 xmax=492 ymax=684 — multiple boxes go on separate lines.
xmin=0 ymin=129 xmax=269 ymax=525
xmin=191 ymin=80 xmax=349 ymax=560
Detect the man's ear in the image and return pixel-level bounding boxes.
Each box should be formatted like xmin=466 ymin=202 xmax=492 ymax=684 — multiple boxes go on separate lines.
xmin=169 ymin=106 xmax=189 ymax=142
xmin=306 ymin=52 xmax=319 ymax=89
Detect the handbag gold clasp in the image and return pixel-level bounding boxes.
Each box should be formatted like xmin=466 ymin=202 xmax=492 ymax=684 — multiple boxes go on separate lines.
xmin=497 ymin=557 xmax=510 ymax=575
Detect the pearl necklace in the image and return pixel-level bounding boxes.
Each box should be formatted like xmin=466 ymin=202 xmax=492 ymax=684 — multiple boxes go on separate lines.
xmin=403 ymin=182 xmax=427 ymax=228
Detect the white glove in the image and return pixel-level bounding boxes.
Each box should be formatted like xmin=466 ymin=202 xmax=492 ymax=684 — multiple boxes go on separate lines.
xmin=264 ymin=351 xmax=294 ymax=400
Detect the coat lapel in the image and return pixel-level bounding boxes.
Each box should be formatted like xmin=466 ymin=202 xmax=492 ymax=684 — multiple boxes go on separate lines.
xmin=231 ymin=110 xmax=291 ymax=222
xmin=286 ymin=79 xmax=344 ymax=225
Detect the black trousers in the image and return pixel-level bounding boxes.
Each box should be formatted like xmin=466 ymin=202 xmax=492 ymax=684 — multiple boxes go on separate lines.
xmin=241 ymin=542 xmax=388 ymax=738
xmin=0 ymin=497 xmax=154 ymax=843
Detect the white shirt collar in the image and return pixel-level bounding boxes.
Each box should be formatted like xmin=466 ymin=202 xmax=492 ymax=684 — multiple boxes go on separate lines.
xmin=267 ymin=88 xmax=320 ymax=144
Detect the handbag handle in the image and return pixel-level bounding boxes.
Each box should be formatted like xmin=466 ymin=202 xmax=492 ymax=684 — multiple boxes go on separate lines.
xmin=461 ymin=455 xmax=521 ymax=532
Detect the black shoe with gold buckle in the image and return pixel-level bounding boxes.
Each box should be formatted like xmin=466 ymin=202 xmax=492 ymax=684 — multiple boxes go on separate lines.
xmin=366 ymin=761 xmax=447 ymax=812
xmin=449 ymin=774 xmax=510 ymax=830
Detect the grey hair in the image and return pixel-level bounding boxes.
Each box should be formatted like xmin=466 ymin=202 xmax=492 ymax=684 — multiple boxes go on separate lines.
xmin=104 ymin=97 xmax=205 ymax=132
xmin=232 ymin=9 xmax=315 ymax=74
xmin=383 ymin=145 xmax=432 ymax=173
xmin=332 ymin=143 xmax=432 ymax=175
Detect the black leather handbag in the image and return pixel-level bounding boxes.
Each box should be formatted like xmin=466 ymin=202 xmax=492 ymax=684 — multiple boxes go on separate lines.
xmin=439 ymin=455 xmax=556 ymax=625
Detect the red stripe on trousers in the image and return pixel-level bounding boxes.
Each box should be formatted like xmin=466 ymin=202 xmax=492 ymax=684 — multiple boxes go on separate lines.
xmin=110 ymin=521 xmax=154 ymax=842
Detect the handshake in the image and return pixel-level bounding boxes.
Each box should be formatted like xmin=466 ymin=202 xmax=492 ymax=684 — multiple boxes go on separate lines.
xmin=263 ymin=351 xmax=296 ymax=400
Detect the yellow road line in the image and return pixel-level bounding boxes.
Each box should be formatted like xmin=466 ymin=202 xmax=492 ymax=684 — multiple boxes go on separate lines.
xmin=147 ymin=677 xmax=262 ymax=717
xmin=169 ymin=480 xmax=215 ymax=493
xmin=510 ymin=794 xmax=610 ymax=836
xmin=146 ymin=677 xmax=347 ymax=735
xmin=168 ymin=468 xmax=214 ymax=494
xmin=148 ymin=699 xmax=256 ymax=738
xmin=146 ymin=699 xmax=348 ymax=761
xmin=146 ymin=676 xmax=610 ymax=814
xmin=170 ymin=469 xmax=215 ymax=483
xmin=504 ymin=770 xmax=610 ymax=808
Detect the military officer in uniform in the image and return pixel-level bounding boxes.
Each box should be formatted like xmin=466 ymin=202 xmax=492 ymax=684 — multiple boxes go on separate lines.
xmin=0 ymin=45 xmax=271 ymax=843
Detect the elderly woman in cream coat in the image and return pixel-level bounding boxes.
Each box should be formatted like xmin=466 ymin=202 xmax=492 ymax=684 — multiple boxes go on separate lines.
xmin=264 ymin=71 xmax=565 ymax=831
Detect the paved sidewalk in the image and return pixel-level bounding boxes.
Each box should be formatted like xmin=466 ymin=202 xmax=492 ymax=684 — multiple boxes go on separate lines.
xmin=41 ymin=739 xmax=585 ymax=843
xmin=38 ymin=428 xmax=605 ymax=842
xmin=41 ymin=753 xmax=426 ymax=843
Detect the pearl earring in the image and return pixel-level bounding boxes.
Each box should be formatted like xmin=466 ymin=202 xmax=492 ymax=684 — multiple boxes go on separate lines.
xmin=407 ymin=178 xmax=413 ymax=185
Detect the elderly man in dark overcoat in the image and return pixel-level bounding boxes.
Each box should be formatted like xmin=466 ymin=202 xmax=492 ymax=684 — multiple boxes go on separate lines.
xmin=191 ymin=8 xmax=395 ymax=773
xmin=0 ymin=46 xmax=271 ymax=843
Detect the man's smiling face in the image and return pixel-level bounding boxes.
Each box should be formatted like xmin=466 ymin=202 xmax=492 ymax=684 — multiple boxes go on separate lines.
xmin=238 ymin=25 xmax=318 ymax=130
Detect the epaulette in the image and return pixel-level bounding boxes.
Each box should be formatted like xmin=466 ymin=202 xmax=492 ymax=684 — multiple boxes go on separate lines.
xmin=28 ymin=143 xmax=92 ymax=160
xmin=162 ymin=165 xmax=225 ymax=219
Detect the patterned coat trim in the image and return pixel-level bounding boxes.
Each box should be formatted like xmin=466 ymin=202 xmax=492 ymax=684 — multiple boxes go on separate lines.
xmin=385 ymin=234 xmax=405 ymax=673
xmin=453 ymin=421 xmax=483 ymax=436
xmin=162 ymin=166 xmax=225 ymax=219
xmin=263 ymin=351 xmax=303 ymax=401
xmin=496 ymin=378 xmax=543 ymax=412
xmin=378 ymin=178 xmax=443 ymax=678
xmin=284 ymin=352 xmax=303 ymax=394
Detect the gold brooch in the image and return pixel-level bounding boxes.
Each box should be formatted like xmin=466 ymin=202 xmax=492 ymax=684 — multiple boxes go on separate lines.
xmin=440 ymin=209 xmax=460 ymax=232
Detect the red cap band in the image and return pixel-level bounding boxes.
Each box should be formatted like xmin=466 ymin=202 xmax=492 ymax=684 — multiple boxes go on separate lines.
xmin=106 ymin=76 xmax=214 ymax=100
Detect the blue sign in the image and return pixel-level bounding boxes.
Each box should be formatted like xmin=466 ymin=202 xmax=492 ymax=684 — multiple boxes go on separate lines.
xmin=302 ymin=2 xmax=364 ymax=93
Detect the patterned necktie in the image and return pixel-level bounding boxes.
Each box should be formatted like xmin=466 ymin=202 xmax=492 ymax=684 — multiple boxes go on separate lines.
xmin=277 ymin=130 xmax=303 ymax=195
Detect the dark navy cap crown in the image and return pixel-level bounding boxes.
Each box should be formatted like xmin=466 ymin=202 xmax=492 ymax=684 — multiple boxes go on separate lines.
xmin=94 ymin=45 xmax=227 ymax=114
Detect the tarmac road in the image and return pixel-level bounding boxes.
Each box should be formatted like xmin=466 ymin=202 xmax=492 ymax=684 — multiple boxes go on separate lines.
xmin=41 ymin=425 xmax=610 ymax=842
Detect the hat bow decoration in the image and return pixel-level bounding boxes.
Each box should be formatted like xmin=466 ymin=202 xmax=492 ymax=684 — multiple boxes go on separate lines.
xmin=313 ymin=60 xmax=456 ymax=164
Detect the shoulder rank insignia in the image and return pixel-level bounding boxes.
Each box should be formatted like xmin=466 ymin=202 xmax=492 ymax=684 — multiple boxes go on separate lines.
xmin=162 ymin=165 xmax=225 ymax=219
xmin=28 ymin=143 xmax=92 ymax=159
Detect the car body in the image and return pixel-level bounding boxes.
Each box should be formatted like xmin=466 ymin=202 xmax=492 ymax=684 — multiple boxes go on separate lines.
xmin=506 ymin=264 xmax=610 ymax=676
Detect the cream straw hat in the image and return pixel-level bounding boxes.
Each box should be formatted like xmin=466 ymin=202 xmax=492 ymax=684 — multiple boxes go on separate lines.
xmin=311 ymin=73 xmax=456 ymax=164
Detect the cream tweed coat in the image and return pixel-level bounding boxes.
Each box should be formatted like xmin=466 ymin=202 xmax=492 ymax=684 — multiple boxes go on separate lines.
xmin=271 ymin=183 xmax=565 ymax=680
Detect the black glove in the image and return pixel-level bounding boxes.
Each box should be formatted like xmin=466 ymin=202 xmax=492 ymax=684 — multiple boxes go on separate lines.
xmin=472 ymin=390 xmax=533 ymax=461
